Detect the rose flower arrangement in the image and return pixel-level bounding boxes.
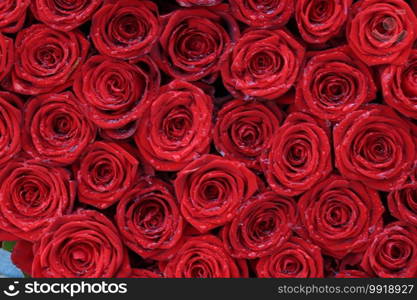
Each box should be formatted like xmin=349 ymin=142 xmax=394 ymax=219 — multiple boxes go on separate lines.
xmin=0 ymin=0 xmax=417 ymax=279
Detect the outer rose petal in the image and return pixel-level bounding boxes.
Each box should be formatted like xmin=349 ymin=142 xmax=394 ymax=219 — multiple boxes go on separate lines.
xmin=361 ymin=222 xmax=417 ymax=278
xmin=175 ymin=154 xmax=259 ymax=233
xmin=388 ymin=183 xmax=417 ymax=226
xmin=334 ymin=270 xmax=370 ymax=278
xmin=11 ymin=240 xmax=34 ymax=276
xmin=0 ymin=0 xmax=30 ymax=33
xmin=347 ymin=0 xmax=417 ymax=66
xmin=130 ymin=269 xmax=161 ymax=278
xmin=135 ymin=80 xmax=213 ymax=171
xmin=298 ymin=175 xmax=385 ymax=259
xmin=32 ymin=210 xmax=131 ymax=278
xmin=0 ymin=33 xmax=13 ymax=82
xmin=177 ymin=0 xmax=222 ymax=7
xmin=23 ymin=92 xmax=96 ymax=166
xmin=256 ymin=237 xmax=324 ymax=278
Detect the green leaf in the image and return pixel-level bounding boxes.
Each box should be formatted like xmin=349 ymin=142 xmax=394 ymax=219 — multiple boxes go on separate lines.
xmin=2 ymin=241 xmax=16 ymax=252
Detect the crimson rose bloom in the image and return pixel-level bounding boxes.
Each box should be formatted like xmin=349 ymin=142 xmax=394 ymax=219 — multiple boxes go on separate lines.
xmin=116 ymin=177 xmax=183 ymax=260
xmin=9 ymin=24 xmax=89 ymax=95
xmin=162 ymin=235 xmax=248 ymax=278
xmin=91 ymin=0 xmax=160 ymax=60
xmin=152 ymin=5 xmax=239 ymax=83
xmin=0 ymin=160 xmax=75 ymax=242
xmin=298 ymin=175 xmax=384 ymax=259
xmin=214 ymin=99 xmax=284 ymax=170
xmin=296 ymin=0 xmax=352 ymax=44
xmin=221 ymin=29 xmax=305 ymax=101
xmin=0 ymin=0 xmax=30 ymax=33
xmin=256 ymin=237 xmax=324 ymax=278
xmin=31 ymin=0 xmax=103 ymax=32
xmin=388 ymin=184 xmax=417 ymax=227
xmin=73 ymin=55 xmax=160 ymax=131
xmin=23 ymin=92 xmax=96 ymax=166
xmin=222 ymin=191 xmax=298 ymax=259
xmin=334 ymin=105 xmax=417 ymax=191
xmin=382 ymin=49 xmax=417 ymax=119
xmin=295 ymin=46 xmax=376 ymax=121
xmin=32 ymin=210 xmax=131 ymax=278
xmin=229 ymin=0 xmax=294 ymax=28
xmin=361 ymin=222 xmax=417 ymax=278
xmin=0 ymin=33 xmax=13 ymax=82
xmin=347 ymin=0 xmax=417 ymax=66
xmin=175 ymin=154 xmax=258 ymax=233
xmin=130 ymin=269 xmax=161 ymax=278
xmin=262 ymin=112 xmax=332 ymax=196
xmin=134 ymin=80 xmax=213 ymax=171
xmin=75 ymin=141 xmax=140 ymax=209
xmin=177 ymin=0 xmax=222 ymax=6
xmin=0 ymin=92 xmax=22 ymax=166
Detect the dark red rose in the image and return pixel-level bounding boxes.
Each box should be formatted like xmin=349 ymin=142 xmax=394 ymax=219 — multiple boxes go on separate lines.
xmin=91 ymin=0 xmax=160 ymax=60
xmin=177 ymin=0 xmax=222 ymax=7
xmin=116 ymin=177 xmax=183 ymax=260
xmin=134 ymin=80 xmax=213 ymax=171
xmin=334 ymin=270 xmax=370 ymax=278
xmin=23 ymin=92 xmax=96 ymax=166
xmin=31 ymin=0 xmax=103 ymax=32
xmin=296 ymin=0 xmax=352 ymax=44
xmin=382 ymin=49 xmax=417 ymax=119
xmin=361 ymin=222 xmax=417 ymax=278
xmin=0 ymin=92 xmax=22 ymax=165
xmin=388 ymin=183 xmax=417 ymax=227
xmin=152 ymin=5 xmax=239 ymax=83
xmin=214 ymin=99 xmax=284 ymax=170
xmin=298 ymin=175 xmax=384 ymax=259
xmin=222 ymin=191 xmax=298 ymax=259
xmin=175 ymin=154 xmax=259 ymax=233
xmin=32 ymin=210 xmax=131 ymax=278
xmin=0 ymin=33 xmax=13 ymax=82
xmin=162 ymin=235 xmax=248 ymax=278
xmin=262 ymin=112 xmax=332 ymax=196
xmin=0 ymin=160 xmax=75 ymax=242
xmin=256 ymin=237 xmax=324 ymax=278
xmin=221 ymin=29 xmax=305 ymax=101
xmin=11 ymin=240 xmax=34 ymax=276
xmin=229 ymin=0 xmax=294 ymax=28
xmin=347 ymin=0 xmax=417 ymax=66
xmin=75 ymin=141 xmax=140 ymax=209
xmin=73 ymin=55 xmax=160 ymax=131
xmin=8 ymin=24 xmax=89 ymax=95
xmin=334 ymin=105 xmax=417 ymax=191
xmin=295 ymin=46 xmax=376 ymax=121
xmin=0 ymin=0 xmax=30 ymax=33
xmin=130 ymin=268 xmax=161 ymax=278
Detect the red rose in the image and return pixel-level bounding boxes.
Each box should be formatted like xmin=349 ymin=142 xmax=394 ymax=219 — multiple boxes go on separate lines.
xmin=295 ymin=0 xmax=352 ymax=44
xmin=295 ymin=46 xmax=376 ymax=121
xmin=91 ymin=0 xmax=160 ymax=60
xmin=229 ymin=0 xmax=294 ymax=28
xmin=152 ymin=5 xmax=239 ymax=82
xmin=214 ymin=99 xmax=284 ymax=170
xmin=11 ymin=240 xmax=34 ymax=276
xmin=0 ymin=92 xmax=22 ymax=165
xmin=130 ymin=269 xmax=161 ymax=278
xmin=0 ymin=0 xmax=30 ymax=33
xmin=382 ymin=49 xmax=417 ymax=119
xmin=0 ymin=33 xmax=13 ymax=82
xmin=222 ymin=191 xmax=298 ymax=259
xmin=22 ymin=92 xmax=96 ymax=166
xmin=347 ymin=0 xmax=417 ymax=66
xmin=298 ymin=175 xmax=384 ymax=259
xmin=256 ymin=237 xmax=324 ymax=278
xmin=134 ymin=80 xmax=213 ymax=171
xmin=177 ymin=0 xmax=222 ymax=7
xmin=221 ymin=29 xmax=305 ymax=101
xmin=73 ymin=55 xmax=160 ymax=131
xmin=116 ymin=177 xmax=184 ymax=260
xmin=32 ymin=210 xmax=131 ymax=278
xmin=361 ymin=222 xmax=417 ymax=278
xmin=388 ymin=183 xmax=417 ymax=226
xmin=175 ymin=154 xmax=259 ymax=233
xmin=334 ymin=105 xmax=417 ymax=191
xmin=75 ymin=141 xmax=140 ymax=209
xmin=0 ymin=160 xmax=75 ymax=242
xmin=262 ymin=112 xmax=332 ymax=196
xmin=8 ymin=24 xmax=89 ymax=95
xmin=162 ymin=235 xmax=248 ymax=278
xmin=31 ymin=0 xmax=103 ymax=32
